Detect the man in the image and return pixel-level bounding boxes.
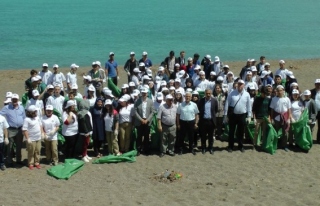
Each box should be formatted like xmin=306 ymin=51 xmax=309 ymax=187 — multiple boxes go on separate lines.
xmin=174 ymin=78 xmax=185 ymax=95
xmin=46 ymin=86 xmax=65 ymax=115
xmin=131 ymin=68 xmax=141 ymax=87
xmin=42 ymin=84 xmax=54 ymax=107
xmin=71 ymin=84 xmax=83 ymax=99
xmin=38 ymin=63 xmax=52 ymax=85
xmin=27 ymin=75 xmax=45 ymax=99
xmin=66 ymin=63 xmax=79 ymax=92
xmin=194 ymin=71 xmax=210 ymax=91
xmin=274 ymin=60 xmax=288 ymax=80
xmin=25 ymin=69 xmax=38 ymax=91
xmin=239 ymin=59 xmax=252 ymax=80
xmin=193 ymin=53 xmax=200 ymax=66
xmin=285 ymin=71 xmax=297 ymax=94
xmin=310 ymin=79 xmax=320 ymax=143
xmin=176 ymin=92 xmax=199 ymax=155
xmin=83 ymin=75 xmax=96 ymax=98
xmin=164 ymin=51 xmax=178 ymax=74
xmin=201 ymin=54 xmax=213 ymax=79
xmin=260 ymin=70 xmax=274 ymax=86
xmin=0 ymin=113 xmax=9 ymax=170
xmin=105 ymin=52 xmax=119 ymax=86
xmin=124 ymin=52 xmax=139 ymax=83
xmin=256 ymin=56 xmax=266 ymax=75
xmin=224 ymin=79 xmax=252 ymax=152
xmin=270 ymin=85 xmax=292 ymax=152
xmin=0 ymin=94 xmax=25 ymax=167
xmin=244 ymin=71 xmax=258 ymax=91
xmin=155 ymin=66 xmax=169 ymax=83
xmin=186 ymin=57 xmax=195 ymax=77
xmin=192 ymin=65 xmax=201 ymax=82
xmin=252 ymin=87 xmax=271 ymax=149
xmin=139 ymin=51 xmax=152 ymax=69
xmin=47 ymin=64 xmax=67 ymax=93
xmin=177 ymin=51 xmax=186 ymax=71
xmin=213 ymin=56 xmax=223 ymax=75
xmin=198 ymin=89 xmax=218 ymax=154
xmin=303 ymin=90 xmax=317 ymax=134
xmin=25 ymin=90 xmax=44 ymax=119
xmin=134 ymin=87 xmax=155 ymax=155
xmin=88 ymin=61 xmax=105 ymax=97
xmin=264 ymin=62 xmax=273 ymax=79
xmin=273 ymin=75 xmax=283 ymax=90
xmin=157 ymin=94 xmax=177 ymax=157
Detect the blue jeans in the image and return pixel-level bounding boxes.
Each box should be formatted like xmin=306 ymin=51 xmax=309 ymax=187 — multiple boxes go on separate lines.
xmin=0 ymin=142 xmax=4 ymax=166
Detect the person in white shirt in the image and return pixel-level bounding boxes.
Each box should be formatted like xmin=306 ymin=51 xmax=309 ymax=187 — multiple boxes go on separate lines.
xmin=194 ymin=71 xmax=210 ymax=91
xmin=288 ymin=89 xmax=304 ymax=146
xmin=46 ymin=86 xmax=65 ymax=115
xmin=66 ymin=63 xmax=79 ymax=92
xmin=22 ymin=105 xmax=44 ymax=169
xmin=0 ymin=114 xmax=9 ymax=170
xmin=104 ymin=99 xmax=120 ymax=156
xmin=83 ymin=75 xmax=96 ymax=98
xmin=177 ymin=70 xmax=189 ymax=88
xmin=70 ymin=84 xmax=83 ymax=99
xmin=153 ymin=92 xmax=165 ymax=112
xmin=86 ymin=85 xmax=97 ymax=107
xmin=192 ymin=65 xmax=201 ymax=82
xmin=245 ymin=71 xmax=258 ymax=92
xmin=41 ymin=105 xmax=60 ymax=165
xmin=47 ymin=64 xmax=67 ymax=92
xmin=26 ymin=90 xmax=44 ymax=119
xmin=38 ymin=63 xmax=52 ymax=85
xmin=270 ymin=85 xmax=292 ymax=152
xmin=174 ymin=79 xmax=185 ymax=96
xmin=118 ymin=95 xmax=134 ymax=153
xmin=274 ymin=60 xmax=289 ymax=80
xmin=213 ymin=56 xmax=223 ymax=75
xmin=62 ymin=100 xmax=78 ymax=158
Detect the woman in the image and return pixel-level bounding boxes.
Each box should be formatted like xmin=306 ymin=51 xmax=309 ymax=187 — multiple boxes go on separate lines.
xmin=62 ymin=100 xmax=78 ymax=159
xmin=184 ymin=78 xmax=194 ymax=91
xmin=23 ymin=105 xmax=44 ymax=169
xmin=213 ymin=84 xmax=226 ymax=140
xmin=90 ymin=98 xmax=105 ymax=157
xmin=288 ymin=89 xmax=304 ymax=146
xmin=77 ymin=100 xmax=93 ymax=162
xmin=104 ymin=99 xmax=120 ymax=155
xmin=174 ymin=91 xmax=183 ymax=107
xmin=119 ymin=84 xmax=129 ymax=98
xmin=41 ymin=105 xmax=60 ymax=165
xmin=86 ymin=85 xmax=96 ymax=107
xmin=118 ymin=96 xmax=134 ymax=153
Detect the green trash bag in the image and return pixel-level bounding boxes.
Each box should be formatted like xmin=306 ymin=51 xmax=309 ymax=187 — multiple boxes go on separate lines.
xmin=47 ymin=159 xmax=85 ymax=180
xmin=22 ymin=92 xmax=29 ymax=108
xmin=92 ymin=150 xmax=137 ymax=164
xmin=291 ymin=110 xmax=313 ymax=151
xmin=261 ymin=122 xmax=280 ymax=155
xmin=108 ymin=78 xmax=121 ymax=98
xmin=221 ymin=124 xmax=237 ymax=141
xmin=53 ymin=109 xmax=64 ymax=146
xmin=198 ymin=91 xmax=205 ymax=99
xmin=131 ymin=128 xmax=138 ymax=150
xmin=150 ymin=113 xmax=160 ymax=151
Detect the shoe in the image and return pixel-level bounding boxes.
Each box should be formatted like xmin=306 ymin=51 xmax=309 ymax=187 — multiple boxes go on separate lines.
xmin=53 ymin=162 xmax=58 ymax=166
xmin=0 ymin=165 xmax=6 ymax=171
xmin=116 ymin=152 xmax=122 ymax=156
xmin=85 ymin=155 xmax=92 ymax=160
xmin=137 ymin=151 xmax=141 ymax=156
xmin=201 ymin=149 xmax=206 ymax=154
xmin=284 ymin=148 xmax=289 ymax=152
xmin=240 ymin=148 xmax=245 ymax=153
xmin=159 ymin=153 xmax=165 ymax=158
xmin=209 ymin=149 xmax=214 ymax=155
xmin=29 ymin=165 xmax=34 ymax=170
xmin=16 ymin=161 xmax=24 ymax=165
xmin=191 ymin=149 xmax=196 ymax=155
xmin=227 ymin=147 xmax=233 ymax=153
xmin=178 ymin=150 xmax=183 ymax=155
xmin=82 ymin=156 xmax=89 ymax=163
xmin=7 ymin=162 xmax=14 ymax=168
xmin=35 ymin=164 xmax=41 ymax=169
xmin=168 ymin=152 xmax=175 ymax=157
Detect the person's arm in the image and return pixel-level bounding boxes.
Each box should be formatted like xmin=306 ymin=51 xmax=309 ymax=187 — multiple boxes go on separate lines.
xmin=195 ymin=114 xmax=199 ymax=128
xmin=146 ymin=101 xmax=154 ymax=123
xmin=105 ymin=62 xmax=109 ymax=79
xmin=116 ymin=67 xmax=119 ymax=79
xmin=157 ymin=118 xmax=162 ymax=132
xmin=134 ymin=101 xmax=143 ymax=123
xmin=176 ymin=114 xmax=180 ymax=130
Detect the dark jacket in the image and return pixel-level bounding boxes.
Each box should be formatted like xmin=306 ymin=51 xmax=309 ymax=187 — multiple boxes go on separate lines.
xmin=304 ymin=99 xmax=317 ymax=122
xmin=198 ymin=97 xmax=218 ymax=126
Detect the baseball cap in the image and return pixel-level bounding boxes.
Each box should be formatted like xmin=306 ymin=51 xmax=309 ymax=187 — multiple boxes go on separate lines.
xmin=83 ymin=75 xmax=92 ymax=82
xmin=237 ymin=80 xmax=245 ymax=84
xmin=194 ymin=65 xmax=201 ymax=70
xmin=251 ymin=67 xmax=257 ymax=72
xmin=130 ymin=51 xmax=135 ymax=55
xmin=96 ymin=61 xmax=101 ymax=67
xmin=142 ymin=75 xmax=150 ymax=81
xmin=161 ymin=87 xmax=169 ymax=92
xmin=4 ymin=98 xmax=11 ymax=104
xmin=209 ymin=71 xmax=216 ymax=76
xmin=158 ymin=66 xmax=165 ymax=72
xmin=199 ymin=71 xmax=205 ymax=75
xmin=141 ymin=87 xmax=148 ymax=93
xmin=88 ymin=85 xmax=95 ymax=91
xmin=265 ymin=62 xmax=270 ymax=66
xmin=169 ymin=86 xmax=175 ymax=90
xmin=260 ymin=70 xmax=270 ymax=78
xmin=129 ymin=82 xmax=135 ymax=87
xmin=286 ymin=71 xmax=295 ymax=79
xmin=290 ymin=82 xmax=298 ymax=87
xmin=227 ymin=71 xmax=234 ymax=76
xmin=139 ymin=62 xmax=145 ymax=67
xmin=192 ymin=91 xmax=199 ymax=95
xmin=205 ymin=54 xmax=211 ymax=59
xmin=156 ymin=92 xmax=163 ymax=100
xmin=31 ymin=76 xmax=40 ymax=82
xmin=65 ymin=100 xmax=76 ymax=109
xmin=146 ymin=69 xmax=152 ymax=77
xmin=174 ymin=78 xmax=181 ymax=83
xmin=71 ymin=84 xmax=78 ymax=89
xmin=104 ymin=99 xmax=112 ymax=106
xmin=217 ymin=76 xmax=224 ymax=81
xmin=133 ymin=68 xmax=141 ymax=73
xmin=45 ymin=105 xmax=54 ymax=110
xmin=178 ymin=70 xmax=185 ymax=78
xmin=104 ymin=90 xmax=114 ymax=97
xmin=214 ymin=56 xmax=220 ymax=62
xmin=42 ymin=63 xmax=48 ymax=67
xmin=53 ymin=64 xmax=59 ymax=68
xmin=303 ymin=90 xmax=311 ymax=96
xmin=6 ymin=92 xmax=12 ymax=98
xmin=32 ymin=90 xmax=40 ymax=96
xmin=122 ymin=94 xmax=131 ymax=101
xmin=174 ymin=63 xmax=180 ymax=67
xmin=70 ymin=63 xmax=79 ymax=69
xmin=246 ymin=71 xmax=252 ymax=75
xmin=47 ymin=84 xmax=54 ymax=89
xmin=27 ymin=105 xmax=37 ymax=112
xmin=160 ymin=81 xmax=167 ymax=86
xmin=186 ymin=88 xmax=193 ymax=93
xmin=121 ymin=84 xmax=129 ymax=89
xmin=142 ymin=51 xmax=148 ymax=56
xmin=292 ymin=89 xmax=299 ymax=94
xmin=223 ymin=65 xmax=229 ymax=69
xmin=276 ymin=85 xmax=284 ymax=90
xmin=187 ymin=57 xmax=193 ymax=61
xmin=109 ymin=52 xmax=114 ymax=56
xmin=248 ymin=84 xmax=255 ymax=90
xmin=92 ymin=61 xmax=97 ymax=66
xmin=165 ymin=94 xmax=173 ymax=99
xmin=315 ymin=79 xmax=320 ymax=84
xmin=279 ymin=60 xmax=285 ymax=64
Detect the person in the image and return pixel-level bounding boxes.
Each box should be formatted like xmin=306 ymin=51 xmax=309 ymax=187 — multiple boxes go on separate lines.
xmin=27 ymin=75 xmax=45 ymax=99
xmin=213 ymin=84 xmax=226 ymax=140
xmin=260 ymin=70 xmax=274 ymax=86
xmin=134 ymin=87 xmax=154 ymax=155
xmin=124 ymin=52 xmax=139 ymax=83
xmin=288 ymin=89 xmax=304 ymax=146
xmin=239 ymin=59 xmax=252 ymax=80
xmin=176 ymin=92 xmax=199 ymax=155
xmin=66 ymin=63 xmax=79 ymax=92
xmin=26 ymin=90 xmax=44 ymax=118
xmin=224 ymin=79 xmax=252 ymax=153
xmin=23 ymin=105 xmax=44 ymax=170
xmin=41 ymin=105 xmax=60 ymax=165
xmin=77 ymin=100 xmax=93 ymax=162
xmin=62 ymin=100 xmax=79 ymax=158
xmin=90 ymin=98 xmax=105 ymax=157
xmin=213 ymin=56 xmax=223 ymax=75
xmin=275 ymin=60 xmax=289 ymax=80
xmin=86 ymin=85 xmax=97 ymax=107
xmin=244 ymin=71 xmax=258 ymax=91
xmin=174 ymin=90 xmax=183 ymax=107
xmin=201 ymin=54 xmax=213 ymax=79
xmin=104 ymin=99 xmax=120 ymax=156
xmin=177 ymin=51 xmax=186 ymax=71
xmin=264 ymin=62 xmax=274 ymax=79
xmin=302 ymin=90 xmax=317 ymax=133
xmin=105 ymin=52 xmax=119 ymax=86
xmin=285 ymin=71 xmax=298 ymax=95
xmin=0 ymin=93 xmax=25 ymax=167
xmin=270 ymin=85 xmax=292 ymax=152
xmin=70 ymin=84 xmax=83 ymax=99
xmin=164 ymin=51 xmax=178 ymax=73
xmin=25 ymin=69 xmax=38 ymax=91
xmin=0 ymin=113 xmax=9 ymax=171
xmin=193 ymin=53 xmax=200 ymax=66
xmin=256 ymin=56 xmax=266 ymax=74
xmin=118 ymin=95 xmax=134 ymax=153
xmin=157 ymin=94 xmax=177 ymax=157
xmin=154 ymin=92 xmax=164 ymax=112
xmin=252 ymin=87 xmax=271 ymax=148
xmin=198 ymin=89 xmax=218 ymax=154
xmin=194 ymin=71 xmax=210 ymax=91
xmin=42 ymin=84 xmax=54 ymax=107
xmin=47 ymin=64 xmax=67 ymax=93
xmin=88 ymin=61 xmax=105 ymax=97
xmin=38 ymin=63 xmax=52 ymax=85
xmin=310 ymin=79 xmax=320 ymax=143
xmin=139 ymin=51 xmax=152 ymax=69
xmin=119 ymin=84 xmax=130 ymax=98
xmin=46 ymin=85 xmax=65 ymax=115
xmin=155 ymin=66 xmax=169 ymax=82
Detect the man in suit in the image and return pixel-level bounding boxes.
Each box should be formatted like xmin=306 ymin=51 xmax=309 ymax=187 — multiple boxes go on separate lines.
xmin=177 ymin=51 xmax=186 ymax=71
xmin=198 ymin=89 xmax=218 ymax=154
xmin=134 ymin=87 xmax=155 ymax=155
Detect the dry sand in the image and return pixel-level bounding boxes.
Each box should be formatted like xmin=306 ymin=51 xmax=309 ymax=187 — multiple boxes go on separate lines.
xmin=1 ymin=58 xmax=320 ymax=206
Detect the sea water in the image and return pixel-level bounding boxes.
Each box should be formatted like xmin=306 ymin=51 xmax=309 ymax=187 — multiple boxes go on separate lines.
xmin=1 ymin=0 xmax=320 ymax=69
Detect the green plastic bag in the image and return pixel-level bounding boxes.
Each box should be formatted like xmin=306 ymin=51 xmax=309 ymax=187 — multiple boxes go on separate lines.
xmin=291 ymin=110 xmax=313 ymax=151
xmin=221 ymin=124 xmax=237 ymax=141
xmin=108 ymin=78 xmax=121 ymax=98
xmin=198 ymin=91 xmax=205 ymax=99
xmin=22 ymin=92 xmax=29 ymax=108
xmin=261 ymin=122 xmax=279 ymax=155
xmin=131 ymin=128 xmax=138 ymax=150
xmin=245 ymin=121 xmax=256 ymax=141
xmin=92 ymin=150 xmax=137 ymax=164
xmin=53 ymin=109 xmax=64 ymax=146
xmin=47 ymin=159 xmax=85 ymax=180
xmin=150 ymin=113 xmax=160 ymax=151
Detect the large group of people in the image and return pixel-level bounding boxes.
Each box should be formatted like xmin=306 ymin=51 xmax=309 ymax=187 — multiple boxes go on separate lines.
xmin=0 ymin=51 xmax=319 ymax=171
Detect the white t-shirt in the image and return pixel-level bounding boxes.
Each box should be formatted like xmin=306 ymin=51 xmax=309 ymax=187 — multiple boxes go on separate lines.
xmin=270 ymin=96 xmax=291 ymax=121
xmin=41 ymin=115 xmax=60 ymax=140
xmin=25 ymin=98 xmax=44 ymax=119
xmin=22 ymin=117 xmax=42 ymax=141
xmin=66 ymin=72 xmax=77 ymax=86
xmin=315 ymin=91 xmax=320 ymax=111
xmin=275 ymin=68 xmax=288 ymax=80
xmin=0 ymin=115 xmax=9 ymax=143
xmin=104 ymin=114 xmax=114 ymax=132
xmin=119 ymin=104 xmax=134 ymax=124
xmin=88 ymin=97 xmax=96 ymax=107
xmin=39 ymin=70 xmax=52 ymax=85
xmin=46 ymin=95 xmax=65 ymax=115
xmin=195 ymin=79 xmax=210 ymax=91
xmin=48 ymin=72 xmax=66 ymax=90
xmin=84 ymin=84 xmax=96 ymax=98
xmin=153 ymin=101 xmax=164 ymax=113
xmin=291 ymin=101 xmax=304 ymax=121
xmin=62 ymin=112 xmax=78 ymax=136
xmin=245 ymin=81 xmax=258 ymax=91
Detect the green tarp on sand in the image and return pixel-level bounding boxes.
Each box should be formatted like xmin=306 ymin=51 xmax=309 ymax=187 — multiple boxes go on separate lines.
xmin=92 ymin=150 xmax=137 ymax=164
xmin=47 ymin=159 xmax=85 ymax=180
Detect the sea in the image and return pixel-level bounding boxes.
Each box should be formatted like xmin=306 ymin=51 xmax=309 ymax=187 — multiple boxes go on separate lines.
xmin=1 ymin=0 xmax=320 ymax=70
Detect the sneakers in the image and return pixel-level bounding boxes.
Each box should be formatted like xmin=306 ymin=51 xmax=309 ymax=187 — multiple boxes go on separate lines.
xmin=85 ymin=155 xmax=92 ymax=160
xmin=116 ymin=152 xmax=122 ymax=156
xmin=82 ymin=156 xmax=89 ymax=163
xmin=35 ymin=164 xmax=41 ymax=169
xmin=29 ymin=165 xmax=34 ymax=170
xmin=0 ymin=165 xmax=6 ymax=171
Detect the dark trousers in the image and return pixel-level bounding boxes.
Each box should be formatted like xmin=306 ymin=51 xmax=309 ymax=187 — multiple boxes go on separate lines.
xmin=7 ymin=128 xmax=23 ymax=163
xmin=228 ymin=113 xmax=246 ymax=149
xmin=200 ymin=119 xmax=215 ymax=149
xmin=136 ymin=124 xmax=150 ymax=152
xmin=0 ymin=143 xmax=4 ymax=166
xmin=93 ymin=139 xmax=104 ymax=156
xmin=64 ymin=134 xmax=78 ymax=158
xmin=179 ymin=120 xmax=195 ymax=151
xmin=111 ymin=77 xmax=118 ymax=86
xmin=216 ymin=117 xmax=223 ymax=138
xmin=317 ymin=112 xmax=320 ymax=142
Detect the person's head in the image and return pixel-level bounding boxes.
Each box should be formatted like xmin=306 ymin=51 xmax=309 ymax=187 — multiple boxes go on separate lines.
xmin=223 ymin=65 xmax=229 ymax=74
xmin=290 ymin=82 xmax=298 ymax=91
xmin=141 ymin=87 xmax=148 ymax=98
xmin=291 ymin=89 xmax=300 ymax=101
xmin=109 ymin=52 xmax=115 ymax=61
xmin=174 ymin=64 xmax=180 ymax=72
xmin=45 ymin=105 xmax=54 ymax=117
xmin=209 ymin=71 xmax=216 ymax=81
xmin=70 ymin=63 xmax=79 ymax=73
xmin=95 ymin=98 xmax=104 ymax=108
xmin=121 ymin=84 xmax=129 ymax=94
xmin=265 ymin=85 xmax=273 ymax=96
xmin=193 ymin=53 xmax=199 ymax=61
xmin=175 ymin=91 xmax=182 ymax=101
xmin=130 ymin=51 xmax=135 ymax=60
xmin=205 ymin=89 xmax=212 ymax=100
xmin=314 ymin=79 xmax=320 ymax=90
xmin=104 ymin=99 xmax=114 ymax=114
xmin=119 ymin=97 xmax=129 ymax=108
xmin=246 ymin=59 xmax=252 ymax=67
xmin=165 ymin=94 xmax=174 ymax=106
xmin=259 ymin=86 xmax=266 ymax=98
xmin=185 ymin=92 xmax=192 ymax=103
xmin=180 ymin=51 xmax=185 ymax=58
xmin=303 ymin=90 xmax=311 ymax=101
xmin=92 ymin=61 xmax=98 ymax=70
xmin=54 ymin=86 xmax=61 ymax=97
xmin=47 ymin=85 xmax=54 ymax=95
xmin=162 ymin=88 xmax=169 ymax=97
xmin=139 ymin=62 xmax=146 ymax=72
xmin=264 ymin=62 xmax=270 ymax=71
xmin=32 ymin=90 xmax=40 ymax=100
xmin=246 ymin=71 xmax=252 ymax=81
xmin=30 ymin=69 xmax=38 ymax=77
xmin=65 ymin=100 xmax=76 ymax=112
xmin=247 ymin=85 xmax=256 ymax=97
xmin=279 ymin=60 xmax=285 ymax=69
xmin=158 ymin=66 xmax=165 ymax=75
xmin=276 ymin=85 xmax=285 ymax=97
xmin=174 ymin=79 xmax=181 ymax=88
xmin=192 ymin=91 xmax=199 ymax=102
xmin=68 ymin=91 xmax=75 ymax=100
xmin=215 ymin=84 xmax=222 ymax=94
xmin=199 ymin=71 xmax=205 ymax=80
xmin=237 ymin=80 xmax=245 ymax=92
xmin=27 ymin=105 xmax=37 ymax=118
xmin=11 ymin=94 xmax=19 ymax=107
xmin=52 ymin=64 xmax=59 ymax=73
xmin=42 ymin=63 xmax=48 ymax=71
xmin=88 ymin=86 xmax=95 ymax=98
xmin=142 ymin=51 xmax=148 ymax=60
xmin=275 ymin=75 xmax=282 ymax=84
xmin=260 ymin=56 xmax=265 ymax=64
xmin=187 ymin=57 xmax=193 ymax=66
xmin=169 ymin=51 xmax=174 ymax=58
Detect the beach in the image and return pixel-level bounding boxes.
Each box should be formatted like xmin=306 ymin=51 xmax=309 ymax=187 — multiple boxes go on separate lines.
xmin=1 ymin=58 xmax=320 ymax=206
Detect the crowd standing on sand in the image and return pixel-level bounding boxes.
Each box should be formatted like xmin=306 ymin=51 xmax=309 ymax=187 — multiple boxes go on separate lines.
xmin=0 ymin=51 xmax=319 ymax=171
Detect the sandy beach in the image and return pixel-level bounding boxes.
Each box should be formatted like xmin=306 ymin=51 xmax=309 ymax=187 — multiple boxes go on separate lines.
xmin=1 ymin=58 xmax=320 ymax=206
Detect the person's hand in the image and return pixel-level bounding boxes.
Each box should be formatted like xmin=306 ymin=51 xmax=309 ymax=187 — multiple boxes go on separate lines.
xmin=308 ymin=120 xmax=313 ymax=124
xmin=290 ymin=118 xmax=296 ymax=123
xmin=194 ymin=124 xmax=198 ymax=129
xmin=223 ymin=115 xmax=228 ymax=124
xmin=49 ymin=130 xmax=56 ymax=136
xmin=41 ymin=133 xmax=46 ymax=140
xmin=271 ymin=119 xmax=275 ymax=125
xmin=246 ymin=117 xmax=251 ymax=123
xmin=114 ymin=130 xmax=118 ymax=137
xmin=177 ymin=125 xmax=180 ymax=130
xmin=117 ymin=76 xmax=120 ymax=80
xmin=127 ymin=72 xmax=130 ymax=76
xmin=27 ymin=138 xmax=32 ymax=144
xmin=4 ymin=138 xmax=9 ymax=145
xmin=158 ymin=126 xmax=162 ymax=132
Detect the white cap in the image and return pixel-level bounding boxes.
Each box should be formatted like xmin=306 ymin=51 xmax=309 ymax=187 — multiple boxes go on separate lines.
xmin=158 ymin=66 xmax=165 ymax=72
xmin=88 ymin=85 xmax=95 ymax=91
xmin=237 ymin=80 xmax=245 ymax=84
xmin=174 ymin=63 xmax=180 ymax=67
xmin=178 ymin=70 xmax=185 ymax=78
xmin=4 ymin=98 xmax=11 ymax=104
xmin=286 ymin=71 xmax=295 ymax=79
xmin=160 ymin=81 xmax=167 ymax=86
xmin=199 ymin=71 xmax=205 ymax=75
xmin=279 ymin=60 xmax=285 ymax=64
xmin=141 ymin=87 xmax=148 ymax=93
xmin=46 ymin=105 xmax=54 ymax=110
xmin=155 ymin=76 xmax=161 ymax=82
xmin=146 ymin=69 xmax=152 ymax=77
xmin=109 ymin=52 xmax=114 ymax=56
xmin=292 ymin=89 xmax=299 ymax=94
xmin=133 ymin=68 xmax=141 ymax=73
xmin=31 ymin=76 xmax=40 ymax=82
xmin=276 ymin=85 xmax=284 ymax=90
xmin=6 ymin=92 xmax=12 ymax=98
xmin=70 ymin=63 xmax=79 ymax=69
xmin=71 ymin=84 xmax=78 ymax=89
xmin=169 ymin=86 xmax=175 ymax=90
xmin=102 ymin=87 xmax=110 ymax=94
xmin=129 ymin=82 xmax=135 ymax=87
xmin=53 ymin=64 xmax=59 ymax=68
xmin=139 ymin=62 xmax=145 ymax=67
xmin=303 ymin=90 xmax=311 ymax=96
xmin=315 ymin=79 xmax=320 ymax=84
xmin=142 ymin=75 xmax=150 ymax=81
xmin=32 ymin=90 xmax=40 ymax=96
xmin=122 ymin=94 xmax=131 ymax=101
xmin=142 ymin=51 xmax=148 ymax=56
xmin=104 ymin=99 xmax=112 ymax=106
xmin=130 ymin=51 xmax=135 ymax=55
xmin=12 ymin=93 xmax=19 ymax=99
xmin=96 ymin=61 xmax=101 ymax=67
xmin=174 ymin=78 xmax=181 ymax=83
xmin=165 ymin=94 xmax=173 ymax=99
xmin=227 ymin=71 xmax=234 ymax=76
xmin=27 ymin=105 xmax=37 ymax=112
xmin=223 ymin=65 xmax=229 ymax=69
xmin=83 ymin=75 xmax=92 ymax=82
xmin=205 ymin=54 xmax=211 ymax=59
xmin=246 ymin=71 xmax=252 ymax=75
xmin=251 ymin=59 xmax=255 ymax=62
xmin=251 ymin=67 xmax=257 ymax=72
xmin=248 ymin=84 xmax=255 ymax=90
xmin=194 ymin=65 xmax=201 ymax=70
xmin=260 ymin=70 xmax=270 ymax=78
xmin=121 ymin=84 xmax=129 ymax=89
xmin=192 ymin=91 xmax=199 ymax=95
xmin=186 ymin=88 xmax=193 ymax=93
xmin=265 ymin=62 xmax=270 ymax=66
xmin=187 ymin=57 xmax=193 ymax=61
xmin=175 ymin=90 xmax=182 ymax=94
xmin=210 ymin=71 xmax=216 ymax=76
xmin=118 ymin=97 xmax=126 ymax=102
xmin=156 ymin=92 xmax=163 ymax=100
xmin=217 ymin=76 xmax=224 ymax=81
xmin=47 ymin=84 xmax=54 ymax=89
xmin=214 ymin=56 xmax=220 ymax=62
xmin=290 ymin=82 xmax=298 ymax=87
xmin=92 ymin=61 xmax=97 ymax=66
xmin=65 ymin=100 xmax=76 ymax=109
xmin=105 ymin=90 xmax=114 ymax=97
xmin=42 ymin=63 xmax=48 ymax=67
xmin=161 ymin=87 xmax=169 ymax=91
xmin=132 ymin=89 xmax=140 ymax=96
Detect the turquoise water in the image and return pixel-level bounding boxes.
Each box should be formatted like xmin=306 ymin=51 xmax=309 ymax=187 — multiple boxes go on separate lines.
xmin=1 ymin=0 xmax=320 ymax=69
